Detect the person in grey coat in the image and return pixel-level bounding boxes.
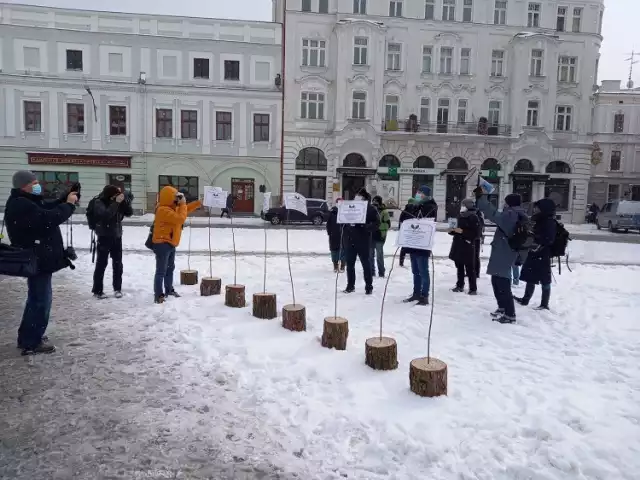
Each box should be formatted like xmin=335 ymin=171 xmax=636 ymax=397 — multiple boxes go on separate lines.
xmin=475 ymin=189 xmax=528 ymax=324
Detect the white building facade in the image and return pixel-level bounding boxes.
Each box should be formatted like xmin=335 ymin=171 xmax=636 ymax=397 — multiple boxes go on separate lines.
xmin=0 ymin=3 xmax=282 ymax=214
xmin=276 ymin=0 xmax=605 ymax=222
xmin=588 ymin=80 xmax=640 ymax=207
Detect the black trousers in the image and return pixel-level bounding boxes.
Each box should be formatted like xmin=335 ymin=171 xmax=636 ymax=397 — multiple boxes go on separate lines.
xmin=474 ymin=238 xmax=482 ymax=278
xmin=92 ymin=236 xmax=123 ymax=294
xmin=491 ymin=276 xmax=516 ymax=317
xmin=345 ymin=242 xmax=373 ymax=290
xmin=399 ymin=247 xmax=408 ymax=266
xmin=455 ymin=256 xmax=477 ymax=292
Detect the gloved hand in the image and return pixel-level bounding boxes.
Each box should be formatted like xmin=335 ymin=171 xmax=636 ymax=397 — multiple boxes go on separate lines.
xmin=473 ymin=187 xmax=483 ymax=198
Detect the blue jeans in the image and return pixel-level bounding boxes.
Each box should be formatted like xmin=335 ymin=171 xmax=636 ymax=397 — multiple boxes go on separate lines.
xmin=370 ymin=241 xmax=385 ymax=276
xmin=18 ymin=273 xmax=53 ymax=349
xmin=330 ymin=250 xmax=346 ymax=263
xmin=512 ymin=265 xmax=521 ymax=285
xmin=153 ymin=243 xmax=176 ymax=296
xmin=410 ymin=253 xmax=431 ymax=297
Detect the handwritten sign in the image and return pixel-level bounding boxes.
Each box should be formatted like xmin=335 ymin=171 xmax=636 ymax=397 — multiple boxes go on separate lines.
xmin=203 ymin=187 xmax=227 ymax=208
xmin=397 ymin=218 xmax=436 ymax=251
xmin=337 ymin=200 xmax=368 ymax=224
xmin=262 ymin=192 xmax=271 ymax=213
xmin=284 ymin=193 xmax=307 ymax=215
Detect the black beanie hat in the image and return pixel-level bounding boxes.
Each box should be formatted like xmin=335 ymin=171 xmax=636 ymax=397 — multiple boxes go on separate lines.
xmin=504 ymin=193 xmax=522 ymax=207
xmin=102 ymin=185 xmax=120 ymax=199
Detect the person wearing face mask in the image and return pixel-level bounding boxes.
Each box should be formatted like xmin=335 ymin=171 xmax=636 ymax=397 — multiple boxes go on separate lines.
xmin=370 ymin=195 xmax=391 ymax=278
xmin=448 ymin=198 xmax=480 ymax=295
xmin=3 ymin=170 xmax=78 ymax=355
xmin=403 ymin=185 xmax=438 ymax=305
xmin=91 ymin=185 xmax=133 ymax=299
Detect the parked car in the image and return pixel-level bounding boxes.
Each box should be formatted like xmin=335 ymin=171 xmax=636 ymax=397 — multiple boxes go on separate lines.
xmin=261 ymin=198 xmax=329 ymax=226
xmin=596 ymin=200 xmax=640 ymax=233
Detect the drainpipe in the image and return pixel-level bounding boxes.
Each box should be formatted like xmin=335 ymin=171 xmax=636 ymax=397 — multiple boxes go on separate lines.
xmin=278 ymin=0 xmax=286 ymax=205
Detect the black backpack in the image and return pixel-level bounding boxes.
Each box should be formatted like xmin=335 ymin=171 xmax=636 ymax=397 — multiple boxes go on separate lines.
xmin=500 ymin=216 xmax=533 ymax=252
xmin=549 ymin=220 xmax=571 ymax=258
xmin=85 ymin=196 xmax=99 ymax=230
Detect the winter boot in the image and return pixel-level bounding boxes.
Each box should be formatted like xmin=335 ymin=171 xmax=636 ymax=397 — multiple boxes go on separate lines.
xmin=365 ymin=286 xmax=373 ymax=295
xmin=167 ymin=289 xmax=181 ymax=298
xmin=94 ymin=292 xmax=108 ymax=300
xmin=451 ymin=286 xmax=464 ymax=293
xmin=490 ymin=308 xmax=505 ymax=318
xmin=468 ymin=290 xmax=478 ymax=296
xmin=339 ymin=261 xmax=346 ymax=273
xmin=514 ymin=283 xmax=535 ymax=306
xmin=403 ymin=293 xmax=420 ymax=303
xmin=333 ymin=261 xmax=339 ymax=273
xmin=343 ymin=286 xmax=355 ymax=294
xmin=496 ymin=314 xmax=516 ymax=324
xmin=17 ymin=335 xmax=49 ymax=350
xmin=154 ymin=294 xmax=166 ymax=304
xmin=536 ymin=288 xmax=551 ymax=310
xmin=114 ymin=291 xmax=123 ymax=299
xmin=21 ymin=342 xmax=56 ymax=356
xmin=416 ymin=296 xmax=429 ymax=306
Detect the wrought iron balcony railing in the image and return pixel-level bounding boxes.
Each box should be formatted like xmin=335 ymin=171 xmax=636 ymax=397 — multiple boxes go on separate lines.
xmin=381 ymin=119 xmax=512 ymax=137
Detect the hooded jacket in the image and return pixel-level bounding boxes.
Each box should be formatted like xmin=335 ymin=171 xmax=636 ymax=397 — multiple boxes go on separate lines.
xmin=325 ymin=206 xmax=343 ymax=251
xmin=373 ymin=203 xmax=391 ymax=243
xmin=519 ymin=198 xmax=557 ymax=286
xmin=448 ymin=206 xmax=481 ymax=263
xmin=94 ymin=194 xmax=133 ymax=239
xmin=152 ymin=186 xmax=201 ymax=247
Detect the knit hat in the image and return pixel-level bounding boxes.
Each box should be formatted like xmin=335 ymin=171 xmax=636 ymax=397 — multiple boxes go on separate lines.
xmin=504 ymin=193 xmax=522 ymax=207
xmin=418 ymin=185 xmax=432 ymax=197
xmin=461 ymin=198 xmax=475 ymax=210
xmin=12 ymin=170 xmax=37 ymax=189
xmin=102 ymin=185 xmax=120 ymax=199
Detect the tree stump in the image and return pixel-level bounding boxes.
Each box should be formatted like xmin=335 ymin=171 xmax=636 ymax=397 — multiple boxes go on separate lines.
xmin=200 ymin=277 xmax=221 ymax=297
xmin=180 ymin=270 xmax=198 ymax=286
xmin=409 ymin=357 xmax=448 ymax=398
xmin=225 ymin=284 xmax=246 ymax=308
xmin=365 ymin=337 xmax=398 ymax=371
xmin=282 ymin=304 xmax=306 ymax=332
xmin=321 ymin=316 xmax=349 ymax=350
xmin=253 ymin=293 xmax=277 ymax=319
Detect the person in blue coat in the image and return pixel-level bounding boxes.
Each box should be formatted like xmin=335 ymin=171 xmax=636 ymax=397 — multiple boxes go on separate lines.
xmin=514 ymin=198 xmax=557 ymax=310
xmin=475 ymin=189 xmax=528 ymax=324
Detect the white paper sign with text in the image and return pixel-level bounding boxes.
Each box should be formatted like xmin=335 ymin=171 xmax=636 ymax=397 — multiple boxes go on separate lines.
xmin=262 ymin=192 xmax=271 ymax=212
xmin=337 ymin=200 xmax=368 ymax=224
xmin=397 ymin=218 xmax=436 ymax=251
xmin=283 ymin=193 xmax=307 ymax=215
xmin=203 ymin=187 xmax=227 ymax=208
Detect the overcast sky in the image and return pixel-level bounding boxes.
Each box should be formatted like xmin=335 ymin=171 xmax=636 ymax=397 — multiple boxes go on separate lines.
xmin=5 ymin=0 xmax=638 ymax=87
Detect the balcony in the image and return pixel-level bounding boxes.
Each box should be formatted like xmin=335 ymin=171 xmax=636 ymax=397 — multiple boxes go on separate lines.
xmin=381 ymin=119 xmax=512 ymax=137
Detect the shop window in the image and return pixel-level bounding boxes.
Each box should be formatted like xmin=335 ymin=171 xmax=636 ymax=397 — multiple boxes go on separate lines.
xmin=295 ymin=176 xmax=326 ymax=199
xmin=33 ymin=171 xmax=79 ymax=200
xmin=296 ymin=147 xmax=328 ymax=171
xmin=158 ymin=175 xmax=199 ymax=202
xmin=343 ymin=153 xmax=366 ymax=167
xmin=544 ymin=179 xmax=570 ymax=211
xmin=448 ymin=157 xmax=468 ymax=170
xmin=514 ymin=159 xmax=534 ymax=172
xmin=545 ymin=161 xmax=571 ymax=174
xmin=414 ymin=156 xmax=434 ymax=169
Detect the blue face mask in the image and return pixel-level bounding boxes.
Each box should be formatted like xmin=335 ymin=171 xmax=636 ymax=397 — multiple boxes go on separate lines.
xmin=31 ymin=184 xmax=42 ymax=195
xmin=414 ymin=193 xmax=424 ymax=202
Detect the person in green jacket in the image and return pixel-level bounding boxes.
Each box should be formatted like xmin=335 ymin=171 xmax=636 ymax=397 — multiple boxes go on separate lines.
xmin=370 ymin=195 xmax=391 ymax=277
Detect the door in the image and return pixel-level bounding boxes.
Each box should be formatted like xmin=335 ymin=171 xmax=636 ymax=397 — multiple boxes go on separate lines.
xmin=342 ymin=175 xmax=365 ymax=200
xmin=445 ymin=174 xmax=466 ymax=219
xmin=231 ymin=178 xmax=255 ymax=213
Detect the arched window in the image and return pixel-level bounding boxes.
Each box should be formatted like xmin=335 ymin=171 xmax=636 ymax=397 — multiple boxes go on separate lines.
xmin=545 ymin=161 xmax=571 ymax=174
xmin=481 ymin=158 xmax=501 ymax=171
xmin=414 ymin=156 xmax=434 ymax=169
xmin=514 ymin=159 xmax=534 ymax=172
xmin=379 ymin=154 xmax=401 ymax=168
xmin=343 ymin=153 xmax=366 ymax=167
xmin=295 ymin=147 xmax=328 ymax=171
xmin=447 ymin=157 xmax=468 ymax=170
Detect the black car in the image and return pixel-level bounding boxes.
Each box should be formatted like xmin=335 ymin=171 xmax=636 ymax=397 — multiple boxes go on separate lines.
xmin=262 ymin=198 xmax=329 ymax=225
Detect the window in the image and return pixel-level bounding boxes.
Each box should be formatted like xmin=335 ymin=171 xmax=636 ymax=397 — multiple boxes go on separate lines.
xmin=443 ymin=0 xmax=456 ymax=21
xmin=66 ymin=49 xmax=83 ymax=71
xmin=463 ymin=0 xmax=473 ymax=22
xmin=389 ymin=0 xmax=403 ymax=17
xmin=302 ymin=39 xmax=326 ymax=67
xmin=107 ymin=174 xmax=132 ymax=193
xmin=33 ymin=171 xmax=79 ymax=200
xmin=437 ymin=99 xmax=450 ymax=124
xmin=255 ymin=61 xmax=271 ymax=82
xmin=108 ymin=53 xmax=123 ymax=73
xmin=24 ymin=101 xmax=42 ymax=132
xmin=555 ymin=105 xmax=572 ymax=131
xmin=572 ymin=8 xmax=582 ymax=32
xmin=422 ymin=46 xmax=433 ymax=73
xmin=425 ymin=0 xmax=435 ymax=20
xmin=159 ymin=175 xmax=199 ymax=203
xmin=301 ymin=92 xmax=325 ymax=120
xmin=353 ymin=37 xmax=368 ymax=65
xmin=631 ymin=185 xmax=640 ymax=201
xmin=109 ymin=106 xmax=127 ymax=136
xmin=526 ymin=100 xmax=540 ymax=127
xmin=385 ymin=95 xmax=399 ymax=121
xmin=180 ymin=110 xmax=198 ymax=139
xmin=530 ymin=49 xmax=543 ymax=76
xmin=544 ymin=179 xmax=570 ymax=211
xmin=491 ymin=50 xmax=504 ymax=76
xmin=460 ymin=48 xmax=471 ymax=75
xmin=556 ymin=7 xmax=567 ymax=31
xmin=607 ymin=185 xmax=620 ymax=202
xmin=610 ymin=151 xmax=622 ymax=171
xmin=193 ymin=58 xmax=210 ymax=79
xmin=528 ymin=3 xmax=541 ymax=28
xmin=440 ymin=47 xmax=453 ymax=74
xmin=216 ymin=111 xmax=233 ymax=140
xmin=457 ymin=99 xmax=468 ymax=124
xmin=319 ymin=0 xmax=328 ymax=13
xmin=352 ymin=91 xmax=366 ymax=119
xmin=354 ymin=0 xmax=367 ymax=14
xmin=420 ymin=98 xmax=430 ymax=124
xmin=253 ymin=113 xmax=270 ymax=142
xmin=163 ymin=56 xmax=177 ymax=77
xmin=488 ymin=100 xmax=501 ymax=125
xmin=386 ymin=43 xmax=402 ymax=71
xmin=296 ymin=147 xmax=328 ymax=170
xmin=302 ymin=0 xmax=311 ymax=12
xmin=67 ymin=103 xmax=85 ymax=134
xmin=494 ymin=0 xmax=507 ymax=25
xmin=558 ymin=56 xmax=577 ymax=82
xmin=23 ymin=46 xmax=41 ymax=69
xmin=224 ymin=60 xmax=240 ymax=81
xmin=296 ymin=176 xmax=326 ymax=199
xmin=614 ymin=114 xmax=624 ymax=133
xmin=598 ymin=11 xmax=604 ymax=35
xmin=156 ymin=109 xmax=173 ymax=138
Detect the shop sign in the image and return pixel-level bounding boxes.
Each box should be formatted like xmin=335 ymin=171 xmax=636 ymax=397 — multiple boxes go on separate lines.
xmin=397 ymin=168 xmax=435 ymax=175
xmin=336 ymin=167 xmax=377 ymax=176
xmin=509 ymin=173 xmax=550 ymax=182
xmin=28 ymin=153 xmax=131 ymax=168
xmin=488 ymin=169 xmax=498 ymax=179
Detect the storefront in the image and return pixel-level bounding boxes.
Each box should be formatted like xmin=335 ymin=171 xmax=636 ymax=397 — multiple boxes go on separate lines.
xmin=295 ymin=147 xmax=329 ymax=200
xmin=479 ymin=158 xmax=502 ymax=208
xmin=375 ymin=154 xmax=401 ymax=207
xmin=338 ymin=153 xmax=376 ymax=200
xmin=442 ymin=157 xmax=469 ymax=219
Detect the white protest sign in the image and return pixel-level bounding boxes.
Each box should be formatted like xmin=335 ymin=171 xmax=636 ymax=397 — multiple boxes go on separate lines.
xmin=397 ymin=218 xmax=437 ymax=251
xmin=337 ymin=200 xmax=368 ymax=224
xmin=283 ymin=192 xmax=307 ymax=215
xmin=203 ymin=187 xmax=227 ymax=208
xmin=262 ymin=192 xmax=271 ymax=212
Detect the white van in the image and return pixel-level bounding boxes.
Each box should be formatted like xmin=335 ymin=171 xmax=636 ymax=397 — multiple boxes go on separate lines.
xmin=596 ymin=200 xmax=640 ymax=233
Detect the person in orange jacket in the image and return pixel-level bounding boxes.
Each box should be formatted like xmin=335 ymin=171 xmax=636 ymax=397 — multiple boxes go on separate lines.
xmin=152 ymin=186 xmax=201 ymax=303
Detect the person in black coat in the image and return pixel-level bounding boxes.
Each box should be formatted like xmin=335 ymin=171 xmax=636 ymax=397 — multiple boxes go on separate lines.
xmin=4 ymin=170 xmax=78 ymax=355
xmin=326 ymin=198 xmax=345 ymax=272
xmin=475 ymin=209 xmax=485 ymax=278
xmin=91 ymin=185 xmax=134 ymax=299
xmin=343 ymin=188 xmax=380 ymax=295
xmin=221 ymin=193 xmax=235 ymax=218
xmin=398 ymin=198 xmax=416 ymax=267
xmin=514 ymin=198 xmax=557 ymax=310
xmin=448 ymin=198 xmax=480 ymax=294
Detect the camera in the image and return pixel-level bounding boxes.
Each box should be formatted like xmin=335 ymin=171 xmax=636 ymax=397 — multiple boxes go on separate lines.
xmin=123 ymin=191 xmax=134 ymax=203
xmin=64 ymin=246 xmax=77 ymax=270
xmin=70 ymin=182 xmax=82 ymax=201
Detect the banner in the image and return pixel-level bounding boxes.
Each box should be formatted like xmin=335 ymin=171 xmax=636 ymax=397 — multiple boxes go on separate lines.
xmin=397 ymin=218 xmax=436 ymax=251
xmin=283 ymin=193 xmax=307 ymax=215
xmin=203 ymin=187 xmax=227 ymax=208
xmin=262 ymin=192 xmax=271 ymax=213
xmin=337 ymin=200 xmax=368 ymax=224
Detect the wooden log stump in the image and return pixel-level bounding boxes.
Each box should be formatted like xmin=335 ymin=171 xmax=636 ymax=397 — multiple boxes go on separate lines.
xmin=200 ymin=277 xmax=222 ymax=297
xmin=225 ymin=284 xmax=246 ymax=308
xmin=282 ymin=304 xmax=306 ymax=332
xmin=365 ymin=337 xmax=398 ymax=371
xmin=321 ymin=316 xmax=349 ymax=350
xmin=180 ymin=269 xmax=198 ymax=286
xmin=409 ymin=357 xmax=448 ymax=398
xmin=253 ymin=293 xmax=277 ymax=319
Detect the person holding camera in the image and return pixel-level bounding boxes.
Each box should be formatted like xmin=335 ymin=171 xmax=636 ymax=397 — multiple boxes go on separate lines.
xmin=91 ymin=185 xmax=133 ymax=299
xmin=3 ymin=170 xmax=79 ymax=355
xmin=151 ymin=186 xmax=201 ymax=303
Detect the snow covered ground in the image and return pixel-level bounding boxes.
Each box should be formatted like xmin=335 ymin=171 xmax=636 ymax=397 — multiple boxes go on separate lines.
xmin=1 ymin=235 xmax=640 ymax=479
